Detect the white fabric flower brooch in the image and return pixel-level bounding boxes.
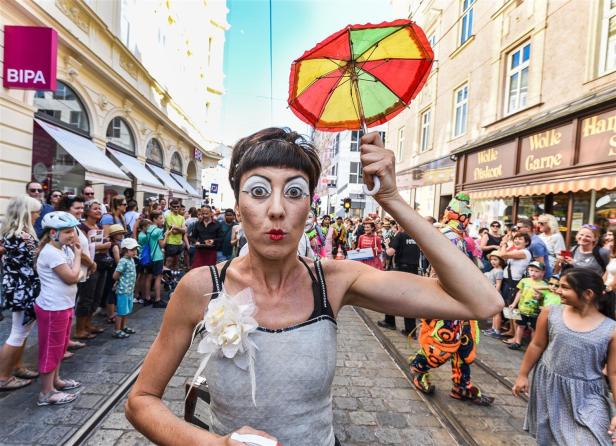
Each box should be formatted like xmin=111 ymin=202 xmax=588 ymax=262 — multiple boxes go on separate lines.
xmin=191 ymin=287 xmax=259 ymax=404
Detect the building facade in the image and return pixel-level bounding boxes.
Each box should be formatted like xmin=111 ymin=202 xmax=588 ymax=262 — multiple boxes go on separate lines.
xmin=314 ymin=128 xmax=386 ymax=218
xmin=389 ymin=0 xmax=616 ymax=244
xmin=1 ymin=0 xmax=227 ymax=215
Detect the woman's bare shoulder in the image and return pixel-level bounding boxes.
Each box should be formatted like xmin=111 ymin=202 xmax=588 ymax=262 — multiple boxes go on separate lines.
xmin=170 ymin=266 xmax=217 ymax=326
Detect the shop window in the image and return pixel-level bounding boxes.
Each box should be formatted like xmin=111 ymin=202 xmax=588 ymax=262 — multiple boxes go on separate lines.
xmin=146 ymin=138 xmax=164 ymax=165
xmin=571 ymin=192 xmax=592 ymax=241
xmin=517 ymin=196 xmax=545 ymax=221
xmin=349 ymin=161 xmax=363 ymax=184
xmin=34 ymin=81 xmax=90 ymax=133
xmin=599 ymin=0 xmax=616 ymax=75
xmin=460 ymin=0 xmax=475 ymax=45
xmin=419 ymin=108 xmax=431 ymax=153
xmin=472 ymin=198 xmax=514 ymax=227
xmin=505 ymin=42 xmax=531 ymax=115
xmin=171 ymin=152 xmax=183 ymax=174
xmin=453 ymin=83 xmax=468 ymax=137
xmin=595 ymin=190 xmax=616 ymax=229
xmin=31 ymin=123 xmax=85 ymax=195
xmin=548 ymin=193 xmax=569 ymax=237
xmin=106 ymin=117 xmax=135 ymax=153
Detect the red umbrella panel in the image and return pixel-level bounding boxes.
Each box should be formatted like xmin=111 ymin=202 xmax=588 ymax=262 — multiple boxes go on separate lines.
xmin=288 ymin=19 xmax=434 ymax=132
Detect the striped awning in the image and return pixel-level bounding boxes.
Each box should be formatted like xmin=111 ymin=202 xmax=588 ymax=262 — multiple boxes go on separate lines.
xmin=468 ymin=175 xmax=616 ymax=200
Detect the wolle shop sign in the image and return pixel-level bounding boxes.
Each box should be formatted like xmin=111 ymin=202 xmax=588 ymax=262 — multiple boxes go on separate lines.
xmin=3 ymin=26 xmax=57 ymax=91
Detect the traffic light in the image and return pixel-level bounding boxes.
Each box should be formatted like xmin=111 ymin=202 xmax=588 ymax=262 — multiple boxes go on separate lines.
xmin=343 ymin=198 xmax=352 ymax=210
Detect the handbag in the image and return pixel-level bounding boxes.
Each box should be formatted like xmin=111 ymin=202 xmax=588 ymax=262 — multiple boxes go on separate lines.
xmin=96 ymin=253 xmax=115 ymax=271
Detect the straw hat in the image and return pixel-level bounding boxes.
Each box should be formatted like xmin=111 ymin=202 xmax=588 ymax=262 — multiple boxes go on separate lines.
xmin=108 ymin=224 xmax=126 ymax=237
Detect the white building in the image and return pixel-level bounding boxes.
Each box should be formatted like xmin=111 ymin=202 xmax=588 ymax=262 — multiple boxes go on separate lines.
xmin=314 ymin=127 xmax=386 ymax=218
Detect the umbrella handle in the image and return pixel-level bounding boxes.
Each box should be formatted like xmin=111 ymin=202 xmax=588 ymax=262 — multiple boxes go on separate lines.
xmin=362 ymin=176 xmax=380 ymax=196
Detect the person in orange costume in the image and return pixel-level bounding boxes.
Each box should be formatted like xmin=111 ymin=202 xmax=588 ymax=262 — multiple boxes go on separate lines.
xmin=410 ymin=193 xmax=494 ymax=406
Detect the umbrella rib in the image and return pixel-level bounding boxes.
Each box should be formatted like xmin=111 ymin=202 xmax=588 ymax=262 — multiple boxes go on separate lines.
xmin=288 ymin=65 xmax=343 ymax=106
xmin=314 ymin=74 xmax=351 ymax=126
xmin=357 ymin=69 xmax=407 ymax=103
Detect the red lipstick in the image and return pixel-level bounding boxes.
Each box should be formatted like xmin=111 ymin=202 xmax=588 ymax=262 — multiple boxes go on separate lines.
xmin=267 ymin=229 xmax=285 ymax=241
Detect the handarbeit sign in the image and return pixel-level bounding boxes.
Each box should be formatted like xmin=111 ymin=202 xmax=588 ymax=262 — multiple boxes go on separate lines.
xmin=3 ymin=26 xmax=57 ymax=91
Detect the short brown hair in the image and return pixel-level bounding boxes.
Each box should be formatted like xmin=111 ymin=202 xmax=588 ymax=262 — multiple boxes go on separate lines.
xmin=228 ymin=127 xmax=321 ymax=201
xmin=513 ymin=232 xmax=532 ymax=247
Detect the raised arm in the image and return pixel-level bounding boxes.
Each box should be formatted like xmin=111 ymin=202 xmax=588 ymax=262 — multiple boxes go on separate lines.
xmin=341 ymin=132 xmax=502 ymax=321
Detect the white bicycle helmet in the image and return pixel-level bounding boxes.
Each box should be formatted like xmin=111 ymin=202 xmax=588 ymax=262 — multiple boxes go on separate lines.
xmin=41 ymin=211 xmax=80 ymax=230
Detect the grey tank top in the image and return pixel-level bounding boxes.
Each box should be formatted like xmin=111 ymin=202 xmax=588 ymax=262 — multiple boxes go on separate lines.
xmin=204 ymin=259 xmax=338 ymax=446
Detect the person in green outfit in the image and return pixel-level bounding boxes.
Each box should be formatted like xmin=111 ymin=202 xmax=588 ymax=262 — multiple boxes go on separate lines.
xmin=506 ymin=261 xmax=547 ymax=350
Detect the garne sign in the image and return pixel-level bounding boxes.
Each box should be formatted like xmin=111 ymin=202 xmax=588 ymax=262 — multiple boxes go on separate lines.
xmin=3 ymin=26 xmax=57 ymax=91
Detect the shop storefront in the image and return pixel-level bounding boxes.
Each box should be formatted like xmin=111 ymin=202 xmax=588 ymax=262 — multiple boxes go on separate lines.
xmin=32 ymin=84 xmax=132 ymax=195
xmin=397 ymin=156 xmax=456 ymax=220
xmin=30 ymin=79 xmax=209 ymax=209
xmin=455 ymin=96 xmax=616 ymax=246
xmin=1 ymin=17 xmax=220 ymax=217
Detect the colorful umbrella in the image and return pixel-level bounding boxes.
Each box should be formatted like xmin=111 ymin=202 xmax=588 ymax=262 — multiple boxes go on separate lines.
xmin=288 ymin=19 xmax=433 ymax=194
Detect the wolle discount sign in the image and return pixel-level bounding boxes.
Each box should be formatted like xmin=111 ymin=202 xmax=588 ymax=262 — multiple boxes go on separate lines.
xmin=3 ymin=26 xmax=57 ymax=90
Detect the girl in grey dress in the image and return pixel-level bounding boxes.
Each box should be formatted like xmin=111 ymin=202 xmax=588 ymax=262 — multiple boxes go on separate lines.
xmin=513 ymin=268 xmax=616 ymax=445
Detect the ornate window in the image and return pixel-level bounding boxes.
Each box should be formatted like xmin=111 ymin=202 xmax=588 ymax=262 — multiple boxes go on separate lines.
xmin=34 ymin=81 xmax=90 ymax=133
xmin=146 ymin=138 xmax=164 ymax=165
xmin=106 ymin=117 xmax=135 ymax=152
xmin=170 ymin=152 xmax=183 ymax=173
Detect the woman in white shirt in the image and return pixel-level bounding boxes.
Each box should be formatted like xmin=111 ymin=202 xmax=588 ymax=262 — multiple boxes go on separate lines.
xmin=35 ymin=212 xmax=83 ymax=406
xmin=537 ymin=214 xmax=565 ymax=271
xmin=485 ymin=232 xmax=532 ymax=339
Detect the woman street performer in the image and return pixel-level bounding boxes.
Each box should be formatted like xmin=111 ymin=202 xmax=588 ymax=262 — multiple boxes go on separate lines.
xmin=126 ymin=128 xmax=503 ymax=446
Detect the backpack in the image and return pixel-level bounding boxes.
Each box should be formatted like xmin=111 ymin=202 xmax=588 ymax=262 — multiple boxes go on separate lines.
xmin=139 ymin=230 xmax=155 ymax=266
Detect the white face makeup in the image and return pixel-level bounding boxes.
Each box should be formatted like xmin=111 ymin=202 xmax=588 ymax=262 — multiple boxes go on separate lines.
xmin=241 ymin=175 xmax=309 ymax=200
xmin=283 ymin=177 xmax=310 ymax=199
xmin=241 ymin=175 xmax=272 ymax=199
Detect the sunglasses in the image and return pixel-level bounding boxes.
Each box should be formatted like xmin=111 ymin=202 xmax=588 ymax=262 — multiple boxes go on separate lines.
xmin=84 ymin=192 xmax=95 ymax=196
xmin=490 ymin=224 xmax=500 ymax=228
xmin=581 ymin=224 xmax=599 ymax=230
xmin=29 ymin=188 xmax=43 ymax=193
xmin=120 ymin=202 xmax=128 ymax=206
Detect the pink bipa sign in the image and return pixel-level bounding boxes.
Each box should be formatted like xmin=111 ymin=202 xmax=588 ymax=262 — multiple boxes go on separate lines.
xmin=3 ymin=26 xmax=57 ymax=91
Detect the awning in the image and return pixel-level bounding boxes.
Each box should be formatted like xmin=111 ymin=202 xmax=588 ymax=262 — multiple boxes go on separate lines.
xmin=146 ymin=163 xmax=186 ymax=194
xmin=107 ymin=149 xmax=165 ymax=192
xmin=35 ymin=118 xmax=130 ymax=184
xmin=171 ymin=172 xmax=200 ymax=197
xmin=468 ymin=175 xmax=616 ymax=200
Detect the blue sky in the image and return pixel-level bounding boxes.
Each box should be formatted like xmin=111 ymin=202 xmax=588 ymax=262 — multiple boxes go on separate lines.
xmin=220 ymin=0 xmax=395 ymax=145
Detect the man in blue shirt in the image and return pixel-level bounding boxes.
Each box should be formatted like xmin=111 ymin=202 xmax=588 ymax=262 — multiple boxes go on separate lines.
xmin=517 ymin=218 xmax=552 ymax=278
xmin=26 ymin=181 xmax=54 ymax=238
xmin=217 ymin=209 xmax=237 ymax=262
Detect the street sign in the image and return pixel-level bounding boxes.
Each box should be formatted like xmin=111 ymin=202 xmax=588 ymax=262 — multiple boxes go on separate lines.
xmin=210 ymin=183 xmax=218 ymax=194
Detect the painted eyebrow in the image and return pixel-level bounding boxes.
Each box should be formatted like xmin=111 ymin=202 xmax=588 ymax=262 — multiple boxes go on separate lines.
xmin=285 ymin=175 xmax=307 ymax=183
xmin=246 ymin=174 xmax=271 ymax=182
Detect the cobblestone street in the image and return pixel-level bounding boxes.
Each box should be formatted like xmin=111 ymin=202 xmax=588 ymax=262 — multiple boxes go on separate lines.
xmin=0 ymin=304 xmax=533 ymax=445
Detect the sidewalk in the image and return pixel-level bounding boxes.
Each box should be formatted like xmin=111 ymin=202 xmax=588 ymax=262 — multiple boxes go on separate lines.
xmin=0 ymin=304 xmax=166 ymax=445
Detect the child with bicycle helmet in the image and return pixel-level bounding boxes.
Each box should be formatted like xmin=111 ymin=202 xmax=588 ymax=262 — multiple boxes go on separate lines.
xmin=35 ymin=211 xmax=83 ymax=406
